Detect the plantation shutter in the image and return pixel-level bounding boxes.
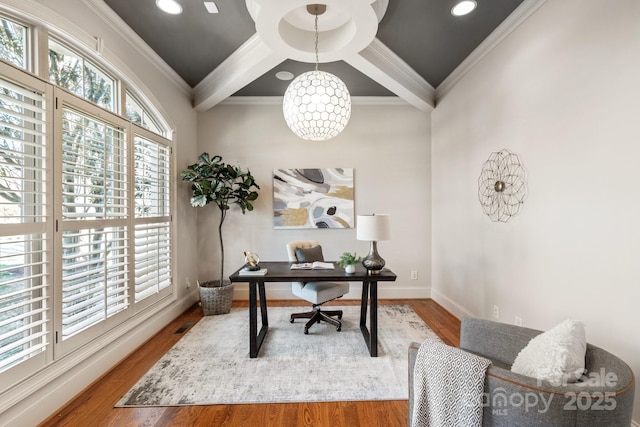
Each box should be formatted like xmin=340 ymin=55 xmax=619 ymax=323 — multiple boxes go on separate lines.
xmin=133 ymin=133 xmax=171 ymax=302
xmin=59 ymin=105 xmax=129 ymax=340
xmin=0 ymin=73 xmax=50 ymax=373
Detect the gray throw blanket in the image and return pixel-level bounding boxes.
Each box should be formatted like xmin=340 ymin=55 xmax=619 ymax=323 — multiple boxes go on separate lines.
xmin=412 ymin=338 xmax=492 ymax=427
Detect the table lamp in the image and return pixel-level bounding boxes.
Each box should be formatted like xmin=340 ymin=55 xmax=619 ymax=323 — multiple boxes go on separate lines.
xmin=356 ymin=214 xmax=391 ymax=274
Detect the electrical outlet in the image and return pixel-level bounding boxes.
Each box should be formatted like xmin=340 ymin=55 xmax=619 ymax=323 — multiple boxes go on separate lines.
xmin=186 ymin=276 xmax=191 ymax=288
xmin=410 ymin=271 xmax=418 ymax=280
xmin=515 ymin=316 xmax=522 ymax=326
xmin=493 ymin=305 xmax=499 ymax=319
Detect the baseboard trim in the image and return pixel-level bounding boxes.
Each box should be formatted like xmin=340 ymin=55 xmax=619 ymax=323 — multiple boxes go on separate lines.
xmin=430 ymin=288 xmax=474 ymax=320
xmin=1 ymin=293 xmax=198 ymax=427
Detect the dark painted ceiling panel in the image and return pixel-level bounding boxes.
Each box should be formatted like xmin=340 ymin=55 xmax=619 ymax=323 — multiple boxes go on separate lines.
xmin=104 ymin=0 xmax=524 ymax=96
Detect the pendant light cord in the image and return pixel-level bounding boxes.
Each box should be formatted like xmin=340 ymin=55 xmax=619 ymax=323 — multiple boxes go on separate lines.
xmin=314 ymin=11 xmax=319 ymax=72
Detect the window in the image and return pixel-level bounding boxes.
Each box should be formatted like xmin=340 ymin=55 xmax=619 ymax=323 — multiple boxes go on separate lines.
xmin=0 ymin=16 xmax=27 ymax=69
xmin=49 ymin=39 xmax=116 ymax=113
xmin=0 ymin=8 xmax=173 ymax=386
xmin=133 ymin=131 xmax=171 ymax=303
xmin=126 ymin=91 xmax=164 ymax=136
xmin=0 ymin=71 xmax=50 ymax=374
xmin=58 ymin=99 xmax=129 ymax=342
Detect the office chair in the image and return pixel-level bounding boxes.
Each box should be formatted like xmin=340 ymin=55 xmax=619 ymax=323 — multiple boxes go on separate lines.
xmin=286 ymin=240 xmax=349 ymax=334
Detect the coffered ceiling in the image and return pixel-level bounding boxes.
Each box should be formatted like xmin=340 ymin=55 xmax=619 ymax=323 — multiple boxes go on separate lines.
xmin=103 ymin=0 xmax=526 ymax=111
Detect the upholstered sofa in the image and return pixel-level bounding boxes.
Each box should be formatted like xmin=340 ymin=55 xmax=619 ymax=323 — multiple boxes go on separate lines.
xmin=408 ymin=318 xmax=635 ymax=426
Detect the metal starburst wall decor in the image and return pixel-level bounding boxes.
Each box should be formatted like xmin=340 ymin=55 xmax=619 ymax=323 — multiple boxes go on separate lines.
xmin=478 ymin=149 xmax=526 ymax=222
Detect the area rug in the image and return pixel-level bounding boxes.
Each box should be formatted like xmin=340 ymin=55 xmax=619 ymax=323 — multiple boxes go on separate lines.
xmin=116 ymin=305 xmax=439 ymax=407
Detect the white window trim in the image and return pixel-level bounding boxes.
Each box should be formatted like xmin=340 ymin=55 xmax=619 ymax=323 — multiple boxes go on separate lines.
xmin=0 ymin=61 xmax=54 ymax=389
xmin=0 ymin=4 xmax=178 ymax=419
xmin=131 ymin=124 xmax=173 ymax=313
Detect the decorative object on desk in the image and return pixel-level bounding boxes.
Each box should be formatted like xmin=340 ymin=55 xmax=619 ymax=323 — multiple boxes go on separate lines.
xmin=290 ymin=261 xmax=334 ymax=270
xmin=181 ymin=153 xmax=260 ymax=315
xmin=282 ymin=4 xmax=351 ymax=141
xmin=357 ymin=214 xmax=391 ymax=274
xmin=338 ymin=252 xmax=362 ymax=274
xmin=478 ymin=149 xmax=526 ymax=223
xmin=273 ymin=168 xmax=354 ymax=229
xmin=117 ymin=305 xmax=439 ymax=407
xmin=196 ymin=280 xmax=233 ymax=315
xmin=243 ymin=251 xmax=260 ymax=271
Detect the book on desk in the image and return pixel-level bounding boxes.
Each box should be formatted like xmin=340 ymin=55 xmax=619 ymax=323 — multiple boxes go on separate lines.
xmin=238 ymin=267 xmax=268 ymax=276
xmin=290 ymin=261 xmax=334 ymax=270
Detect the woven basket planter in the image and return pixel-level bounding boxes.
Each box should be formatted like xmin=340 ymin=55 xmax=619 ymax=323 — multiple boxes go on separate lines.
xmin=198 ymin=280 xmax=233 ymax=315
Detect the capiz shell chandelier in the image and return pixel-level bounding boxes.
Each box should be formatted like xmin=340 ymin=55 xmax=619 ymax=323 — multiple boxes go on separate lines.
xmin=283 ymin=70 xmax=351 ymax=141
xmin=282 ymin=4 xmax=351 ymax=141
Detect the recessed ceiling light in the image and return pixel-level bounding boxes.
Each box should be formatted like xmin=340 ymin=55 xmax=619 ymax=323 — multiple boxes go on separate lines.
xmin=451 ymin=0 xmax=477 ymax=16
xmin=275 ymin=71 xmax=294 ymax=81
xmin=156 ymin=0 xmax=182 ymax=15
xmin=204 ymin=2 xmax=219 ymax=14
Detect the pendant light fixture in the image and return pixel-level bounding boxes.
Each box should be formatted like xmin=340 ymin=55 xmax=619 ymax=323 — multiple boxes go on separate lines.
xmin=282 ymin=4 xmax=351 ymax=141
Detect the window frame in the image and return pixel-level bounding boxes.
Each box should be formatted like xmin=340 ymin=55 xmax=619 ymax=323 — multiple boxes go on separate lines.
xmin=48 ymin=37 xmax=118 ymax=114
xmin=0 ymin=6 xmax=175 ymax=387
xmin=53 ymin=88 xmax=133 ymax=357
xmin=131 ymin=124 xmax=173 ymax=312
xmin=0 ymin=61 xmax=54 ymax=388
xmin=0 ymin=14 xmax=28 ymax=71
xmin=125 ymin=91 xmax=166 ymax=137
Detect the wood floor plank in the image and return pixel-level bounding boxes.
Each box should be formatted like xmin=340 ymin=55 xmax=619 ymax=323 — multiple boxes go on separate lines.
xmin=39 ymin=299 xmax=460 ymax=427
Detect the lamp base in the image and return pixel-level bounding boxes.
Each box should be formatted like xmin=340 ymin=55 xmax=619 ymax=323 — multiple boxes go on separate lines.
xmin=362 ymin=241 xmax=385 ymax=274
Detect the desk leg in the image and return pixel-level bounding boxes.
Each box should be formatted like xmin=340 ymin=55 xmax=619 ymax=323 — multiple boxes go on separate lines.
xmin=359 ymin=280 xmax=378 ymax=357
xmin=249 ymin=280 xmax=269 ymax=358
xmin=370 ymin=280 xmax=378 ymax=357
xmin=258 ymin=281 xmax=269 ymax=329
xmin=360 ymin=281 xmax=369 ymax=329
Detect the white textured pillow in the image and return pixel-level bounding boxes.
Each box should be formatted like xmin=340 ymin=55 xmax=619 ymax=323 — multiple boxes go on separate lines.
xmin=511 ymin=319 xmax=586 ymax=384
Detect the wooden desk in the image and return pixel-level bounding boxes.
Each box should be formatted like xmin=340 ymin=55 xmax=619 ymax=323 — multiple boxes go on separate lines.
xmin=229 ymin=261 xmax=397 ymax=358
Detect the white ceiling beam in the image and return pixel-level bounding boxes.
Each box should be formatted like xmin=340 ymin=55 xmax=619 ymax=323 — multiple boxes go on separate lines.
xmin=193 ymin=34 xmax=286 ymax=112
xmin=345 ymin=38 xmax=435 ymax=111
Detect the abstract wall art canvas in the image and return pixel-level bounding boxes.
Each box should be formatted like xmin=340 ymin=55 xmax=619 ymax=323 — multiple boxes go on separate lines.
xmin=273 ymin=168 xmax=354 ymax=229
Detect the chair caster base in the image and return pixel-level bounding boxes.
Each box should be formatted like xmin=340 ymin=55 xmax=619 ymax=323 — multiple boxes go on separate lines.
xmin=290 ymin=308 xmax=343 ymax=334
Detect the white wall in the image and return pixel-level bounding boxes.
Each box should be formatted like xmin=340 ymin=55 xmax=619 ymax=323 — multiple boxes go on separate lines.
xmin=195 ymin=100 xmax=432 ymax=300
xmin=432 ymin=0 xmax=640 ymax=422
xmin=0 ymin=1 xmax=199 ymax=425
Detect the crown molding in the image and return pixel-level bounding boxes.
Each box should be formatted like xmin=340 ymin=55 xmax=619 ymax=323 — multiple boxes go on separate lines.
xmin=436 ymin=0 xmax=548 ymax=101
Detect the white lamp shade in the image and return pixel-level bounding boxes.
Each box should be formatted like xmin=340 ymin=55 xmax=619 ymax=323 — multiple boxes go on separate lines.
xmin=282 ymin=70 xmax=351 ymax=141
xmin=356 ymin=214 xmax=391 ymax=241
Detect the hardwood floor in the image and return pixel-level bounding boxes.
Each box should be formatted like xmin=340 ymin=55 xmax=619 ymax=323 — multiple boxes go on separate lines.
xmin=40 ymin=299 xmax=460 ymax=427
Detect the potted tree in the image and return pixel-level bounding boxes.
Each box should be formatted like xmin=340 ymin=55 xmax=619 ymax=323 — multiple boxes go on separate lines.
xmin=181 ymin=153 xmax=260 ymax=315
xmin=338 ymin=252 xmax=362 ymax=274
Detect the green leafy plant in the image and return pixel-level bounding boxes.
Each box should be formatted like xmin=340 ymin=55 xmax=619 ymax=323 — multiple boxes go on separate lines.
xmin=337 ymin=252 xmax=362 ymax=268
xmin=181 ymin=153 xmax=260 ymax=284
